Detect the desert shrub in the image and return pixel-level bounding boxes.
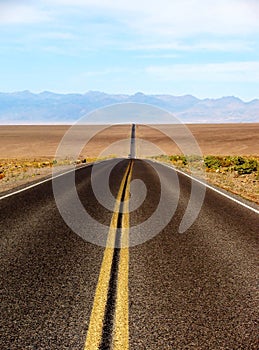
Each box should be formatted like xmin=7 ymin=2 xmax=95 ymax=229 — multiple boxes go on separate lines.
xmin=220 ymin=156 xmax=233 ymax=167
xmin=42 ymin=161 xmax=50 ymax=166
xmin=152 ymin=154 xmax=259 ymax=176
xmin=234 ymin=159 xmax=258 ymax=175
xmin=32 ymin=161 xmax=42 ymax=168
xmin=233 ymin=156 xmax=246 ymax=166
xmin=169 ymin=155 xmax=187 ymax=165
xmin=204 ymin=156 xmax=222 ymax=169
xmin=204 ymin=155 xmax=258 ymax=174
xmin=169 ymin=155 xmax=180 ymax=161
xmin=182 ymin=156 xmax=187 ymax=165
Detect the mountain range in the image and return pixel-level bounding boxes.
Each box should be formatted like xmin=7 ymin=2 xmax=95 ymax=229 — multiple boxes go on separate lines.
xmin=0 ymin=91 xmax=258 ymax=124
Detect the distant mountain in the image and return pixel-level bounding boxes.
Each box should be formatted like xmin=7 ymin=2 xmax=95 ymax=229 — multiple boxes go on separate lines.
xmin=0 ymin=91 xmax=258 ymax=124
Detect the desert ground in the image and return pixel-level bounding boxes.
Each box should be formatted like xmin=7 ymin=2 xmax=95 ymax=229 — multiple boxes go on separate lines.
xmin=0 ymin=123 xmax=258 ymax=159
xmin=0 ymin=124 xmax=131 ymax=159
xmin=137 ymin=123 xmax=259 ymax=156
xmin=0 ymin=123 xmax=258 ymax=203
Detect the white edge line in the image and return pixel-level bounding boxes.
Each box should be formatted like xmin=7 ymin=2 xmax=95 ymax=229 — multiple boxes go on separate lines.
xmin=0 ymin=159 xmax=111 ymax=201
xmin=2 ymin=158 xmax=258 ymax=215
xmin=149 ymin=159 xmax=259 ymax=215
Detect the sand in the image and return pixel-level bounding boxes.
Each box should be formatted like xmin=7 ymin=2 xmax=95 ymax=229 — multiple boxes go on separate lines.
xmin=0 ymin=123 xmax=258 ymax=159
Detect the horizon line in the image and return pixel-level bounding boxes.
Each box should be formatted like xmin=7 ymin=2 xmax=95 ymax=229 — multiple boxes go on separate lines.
xmin=0 ymin=90 xmax=258 ymax=103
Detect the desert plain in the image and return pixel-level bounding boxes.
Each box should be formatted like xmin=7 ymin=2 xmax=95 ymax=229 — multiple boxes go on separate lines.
xmin=0 ymin=123 xmax=258 ymax=203
xmin=0 ymin=123 xmax=259 ymax=158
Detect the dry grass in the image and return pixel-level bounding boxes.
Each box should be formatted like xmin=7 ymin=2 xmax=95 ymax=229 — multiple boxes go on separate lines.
xmin=205 ymin=171 xmax=259 ymax=204
xmin=151 ymin=155 xmax=259 ymax=204
xmin=0 ymin=124 xmax=258 ymax=203
xmin=0 ymin=156 xmax=110 ymax=193
xmin=0 ymin=158 xmax=53 ymax=192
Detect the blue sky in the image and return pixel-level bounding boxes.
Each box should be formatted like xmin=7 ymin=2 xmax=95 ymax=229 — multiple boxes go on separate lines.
xmin=0 ymin=0 xmax=259 ymax=100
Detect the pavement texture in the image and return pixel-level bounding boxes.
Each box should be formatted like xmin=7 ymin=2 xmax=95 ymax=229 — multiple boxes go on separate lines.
xmin=0 ymin=158 xmax=258 ymax=349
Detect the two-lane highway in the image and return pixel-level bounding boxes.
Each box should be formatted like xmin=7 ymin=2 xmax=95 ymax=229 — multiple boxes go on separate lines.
xmin=0 ymin=128 xmax=258 ymax=349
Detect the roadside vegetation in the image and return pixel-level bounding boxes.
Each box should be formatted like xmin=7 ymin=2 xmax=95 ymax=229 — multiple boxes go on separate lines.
xmin=152 ymin=155 xmax=259 ymax=204
xmin=1 ymin=154 xmax=258 ymax=205
xmin=0 ymin=155 xmax=115 ymax=193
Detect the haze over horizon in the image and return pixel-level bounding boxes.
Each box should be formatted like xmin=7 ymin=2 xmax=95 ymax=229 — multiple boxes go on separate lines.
xmin=0 ymin=0 xmax=259 ymax=102
xmin=0 ymin=90 xmax=258 ymax=124
xmin=2 ymin=89 xmax=259 ymax=103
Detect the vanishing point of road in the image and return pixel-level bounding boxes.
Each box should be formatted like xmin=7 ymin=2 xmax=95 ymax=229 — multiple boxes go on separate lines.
xmin=0 ymin=124 xmax=258 ymax=349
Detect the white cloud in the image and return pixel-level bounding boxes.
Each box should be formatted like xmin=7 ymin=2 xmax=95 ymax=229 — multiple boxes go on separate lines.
xmin=0 ymin=2 xmax=50 ymax=24
xmin=146 ymin=61 xmax=259 ymax=83
xmin=126 ymin=40 xmax=253 ymax=53
xmin=2 ymin=0 xmax=258 ymax=55
xmin=48 ymin=0 xmax=259 ymax=37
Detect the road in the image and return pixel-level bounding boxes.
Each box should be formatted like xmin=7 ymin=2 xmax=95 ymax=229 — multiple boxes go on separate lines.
xmin=129 ymin=123 xmax=136 ymax=159
xmin=0 ymin=131 xmax=258 ymax=349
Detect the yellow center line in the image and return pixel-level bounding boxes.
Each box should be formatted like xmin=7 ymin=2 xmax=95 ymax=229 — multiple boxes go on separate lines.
xmin=113 ymin=161 xmax=133 ymax=350
xmin=84 ymin=161 xmax=132 ymax=350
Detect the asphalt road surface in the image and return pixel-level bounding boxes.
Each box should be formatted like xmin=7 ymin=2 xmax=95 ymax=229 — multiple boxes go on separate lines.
xmin=0 ymin=158 xmax=258 ymax=349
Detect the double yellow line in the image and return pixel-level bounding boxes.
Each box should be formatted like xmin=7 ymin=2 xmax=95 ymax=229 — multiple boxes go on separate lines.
xmin=84 ymin=161 xmax=133 ymax=350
